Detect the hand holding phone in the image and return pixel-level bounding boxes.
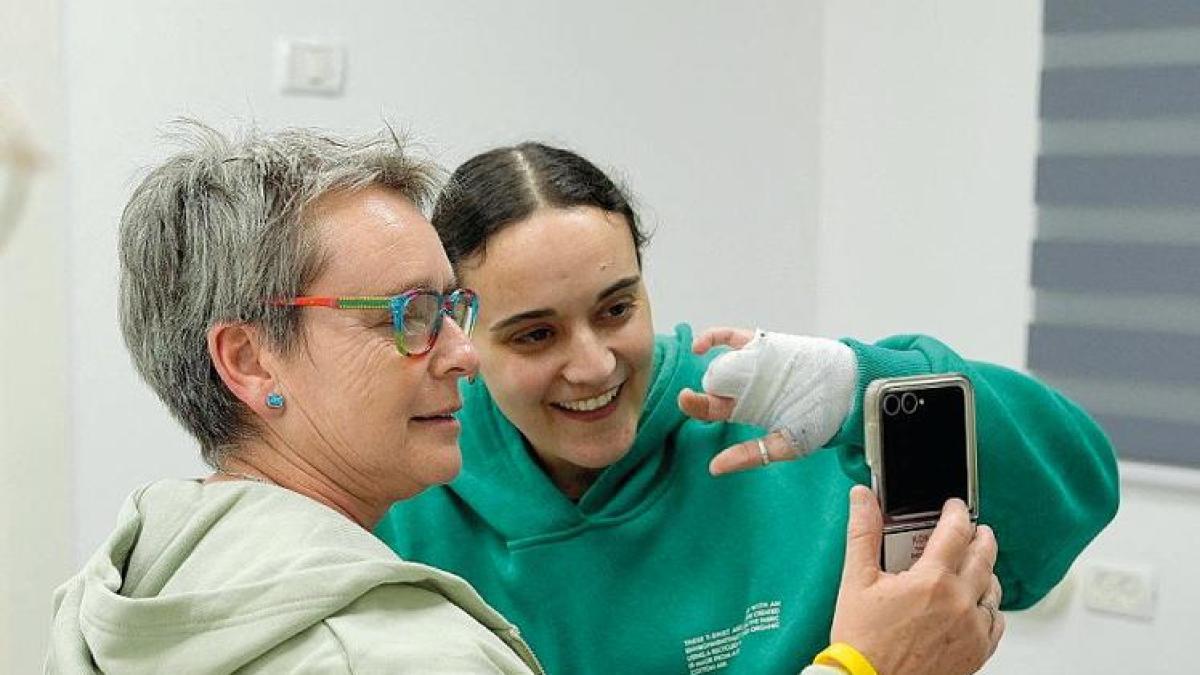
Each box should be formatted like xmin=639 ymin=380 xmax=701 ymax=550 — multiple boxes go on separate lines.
xmin=865 ymin=374 xmax=978 ymax=572
xmin=831 ymin=486 xmax=1003 ymax=675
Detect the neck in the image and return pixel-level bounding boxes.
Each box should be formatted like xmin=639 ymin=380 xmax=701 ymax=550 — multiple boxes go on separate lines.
xmin=213 ymin=439 xmax=403 ymax=529
xmin=532 ymin=449 xmax=602 ymax=502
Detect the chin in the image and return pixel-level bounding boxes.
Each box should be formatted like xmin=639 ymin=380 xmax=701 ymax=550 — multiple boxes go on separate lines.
xmin=422 ymin=457 xmax=463 ymax=488
xmin=567 ymin=434 xmax=636 ymax=469
xmin=409 ymin=441 xmax=464 ymax=487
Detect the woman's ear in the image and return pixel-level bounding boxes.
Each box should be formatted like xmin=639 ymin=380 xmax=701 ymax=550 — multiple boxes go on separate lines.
xmin=208 ymin=322 xmax=280 ymax=416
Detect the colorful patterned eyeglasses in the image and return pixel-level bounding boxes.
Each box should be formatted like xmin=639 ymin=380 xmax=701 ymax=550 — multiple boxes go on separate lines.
xmin=273 ymin=288 xmax=479 ymax=356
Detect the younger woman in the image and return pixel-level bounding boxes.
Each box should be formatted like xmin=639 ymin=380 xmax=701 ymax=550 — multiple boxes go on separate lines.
xmin=376 ymin=143 xmax=1118 ymax=675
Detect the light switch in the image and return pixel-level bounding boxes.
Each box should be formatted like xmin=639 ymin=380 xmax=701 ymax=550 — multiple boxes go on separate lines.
xmin=277 ymin=39 xmax=344 ymax=97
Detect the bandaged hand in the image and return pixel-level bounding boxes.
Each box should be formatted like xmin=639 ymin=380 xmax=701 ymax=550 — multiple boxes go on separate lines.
xmin=677 ymin=327 xmax=858 ymax=476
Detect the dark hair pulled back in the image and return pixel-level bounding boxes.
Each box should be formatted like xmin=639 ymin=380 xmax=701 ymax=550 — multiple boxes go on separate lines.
xmin=432 ymin=142 xmax=649 ymax=268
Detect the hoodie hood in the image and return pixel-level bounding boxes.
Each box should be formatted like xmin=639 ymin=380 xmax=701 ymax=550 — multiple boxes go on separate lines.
xmin=447 ymin=324 xmax=711 ymax=545
xmin=47 ymin=479 xmax=525 ymax=673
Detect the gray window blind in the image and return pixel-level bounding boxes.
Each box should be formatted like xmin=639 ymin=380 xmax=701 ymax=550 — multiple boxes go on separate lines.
xmin=1029 ymin=0 xmax=1200 ymax=467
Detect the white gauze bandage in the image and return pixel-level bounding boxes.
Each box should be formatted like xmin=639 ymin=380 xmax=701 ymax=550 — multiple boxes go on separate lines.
xmin=701 ymin=330 xmax=858 ymax=456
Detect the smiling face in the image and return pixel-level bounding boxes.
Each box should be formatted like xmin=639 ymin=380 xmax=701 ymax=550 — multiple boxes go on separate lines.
xmin=460 ymin=206 xmax=655 ymax=497
xmin=272 ymin=185 xmax=479 ymax=501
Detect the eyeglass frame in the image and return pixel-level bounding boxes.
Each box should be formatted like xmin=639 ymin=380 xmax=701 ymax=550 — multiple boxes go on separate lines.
xmin=271 ymin=288 xmax=479 ymax=357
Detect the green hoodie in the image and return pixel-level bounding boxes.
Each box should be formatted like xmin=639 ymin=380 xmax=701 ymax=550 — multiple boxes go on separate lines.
xmin=48 ymin=479 xmax=542 ymax=674
xmin=376 ymin=324 xmax=1118 ymax=675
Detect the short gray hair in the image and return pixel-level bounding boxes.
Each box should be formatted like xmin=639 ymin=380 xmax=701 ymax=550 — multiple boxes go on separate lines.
xmin=118 ymin=120 xmax=442 ymax=468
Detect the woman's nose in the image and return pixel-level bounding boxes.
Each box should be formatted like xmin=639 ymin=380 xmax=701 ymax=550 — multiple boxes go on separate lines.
xmin=561 ymin=330 xmax=615 ymax=384
xmin=431 ymin=317 xmax=479 ymax=379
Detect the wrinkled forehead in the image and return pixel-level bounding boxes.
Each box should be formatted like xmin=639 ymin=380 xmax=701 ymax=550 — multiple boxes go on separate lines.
xmin=308 ymin=185 xmax=455 ymax=294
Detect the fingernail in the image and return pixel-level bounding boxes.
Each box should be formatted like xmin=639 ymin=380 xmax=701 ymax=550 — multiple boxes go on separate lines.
xmin=850 ymin=485 xmax=870 ymax=506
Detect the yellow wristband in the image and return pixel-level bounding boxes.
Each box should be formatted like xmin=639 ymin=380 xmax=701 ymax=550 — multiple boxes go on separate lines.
xmin=813 ymin=642 xmax=878 ymax=675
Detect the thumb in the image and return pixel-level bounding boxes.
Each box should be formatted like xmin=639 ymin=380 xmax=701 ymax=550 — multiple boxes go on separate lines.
xmin=841 ymin=485 xmax=883 ymax=588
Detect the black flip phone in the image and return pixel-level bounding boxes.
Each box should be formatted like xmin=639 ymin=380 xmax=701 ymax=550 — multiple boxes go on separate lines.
xmin=865 ymin=374 xmax=978 ymax=572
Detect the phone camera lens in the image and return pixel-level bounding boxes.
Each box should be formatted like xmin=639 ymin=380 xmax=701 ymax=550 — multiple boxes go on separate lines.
xmin=882 ymin=393 xmax=901 ymax=416
xmin=901 ymin=392 xmax=919 ymax=415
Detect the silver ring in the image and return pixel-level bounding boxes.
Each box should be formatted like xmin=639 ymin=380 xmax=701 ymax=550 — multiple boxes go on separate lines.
xmin=756 ymin=438 xmax=771 ymax=466
xmin=978 ymin=599 xmax=998 ymax=632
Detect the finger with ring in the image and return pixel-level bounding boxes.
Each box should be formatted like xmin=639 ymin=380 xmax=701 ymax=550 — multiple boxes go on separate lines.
xmin=978 ymin=598 xmax=999 ymax=632
xmin=756 ymin=437 xmax=771 ymax=466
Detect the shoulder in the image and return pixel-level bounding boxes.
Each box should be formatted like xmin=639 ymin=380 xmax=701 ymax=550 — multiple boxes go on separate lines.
xmin=133 ymin=479 xmax=400 ymax=589
xmin=322 ymin=583 xmax=534 ymax=673
xmin=197 ymin=481 xmax=391 ymax=553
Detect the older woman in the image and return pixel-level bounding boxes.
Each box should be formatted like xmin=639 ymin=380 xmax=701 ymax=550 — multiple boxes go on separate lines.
xmin=47 ymin=124 xmax=542 ymax=673
xmin=376 ymin=142 xmax=1119 ymax=675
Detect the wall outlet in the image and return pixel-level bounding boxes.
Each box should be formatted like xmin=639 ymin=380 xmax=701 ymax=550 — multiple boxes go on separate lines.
xmin=1083 ymin=562 xmax=1156 ymax=620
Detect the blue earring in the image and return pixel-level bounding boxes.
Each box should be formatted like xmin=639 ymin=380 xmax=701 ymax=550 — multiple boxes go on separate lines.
xmin=265 ymin=392 xmax=285 ymax=409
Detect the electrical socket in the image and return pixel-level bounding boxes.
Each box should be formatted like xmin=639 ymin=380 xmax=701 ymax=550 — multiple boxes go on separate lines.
xmin=1083 ymin=562 xmax=1156 ymax=620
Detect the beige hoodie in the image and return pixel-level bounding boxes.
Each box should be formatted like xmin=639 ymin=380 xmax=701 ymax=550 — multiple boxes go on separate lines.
xmin=47 ymin=479 xmax=542 ymax=674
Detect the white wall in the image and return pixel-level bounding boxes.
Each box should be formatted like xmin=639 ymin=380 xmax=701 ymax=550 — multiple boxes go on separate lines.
xmin=0 ymin=0 xmax=73 ymax=671
xmin=63 ymin=0 xmax=825 ymax=563
xmin=817 ymin=1 xmax=1039 ymax=365
xmin=819 ymin=3 xmax=1200 ymax=674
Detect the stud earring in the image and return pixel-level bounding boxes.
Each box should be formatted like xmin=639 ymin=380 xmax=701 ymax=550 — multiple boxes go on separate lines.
xmin=265 ymin=392 xmax=285 ymax=409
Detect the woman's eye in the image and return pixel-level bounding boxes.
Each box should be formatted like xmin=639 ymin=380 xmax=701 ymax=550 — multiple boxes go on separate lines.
xmin=601 ymin=300 xmax=636 ymax=321
xmin=513 ymin=327 xmax=553 ymax=345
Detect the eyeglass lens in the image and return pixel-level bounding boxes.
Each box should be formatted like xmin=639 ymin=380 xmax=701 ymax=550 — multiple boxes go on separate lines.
xmin=394 ymin=290 xmax=477 ymax=354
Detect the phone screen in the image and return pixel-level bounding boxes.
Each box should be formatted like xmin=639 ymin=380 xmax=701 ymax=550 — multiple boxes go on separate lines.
xmin=880 ymin=384 xmax=970 ymax=519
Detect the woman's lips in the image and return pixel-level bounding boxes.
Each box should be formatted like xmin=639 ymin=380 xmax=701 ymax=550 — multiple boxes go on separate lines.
xmin=410 ymin=407 xmax=461 ymax=427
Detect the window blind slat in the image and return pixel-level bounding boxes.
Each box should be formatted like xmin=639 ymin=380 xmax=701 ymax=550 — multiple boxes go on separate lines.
xmin=1046 ymin=28 xmax=1200 ymax=69
xmin=1036 ymin=155 xmax=1200 ymax=207
xmin=1042 ymin=120 xmax=1200 ymax=156
xmin=1028 ymin=324 xmax=1200 ymax=385
xmin=1041 ymin=66 xmax=1200 ymax=120
xmin=1038 ymin=206 xmax=1200 ymax=244
xmin=1039 ymin=373 xmax=1200 ymax=426
xmin=1031 ymin=241 xmax=1200 ymax=295
xmin=1037 ymin=290 xmax=1200 ymax=334
xmin=1090 ymin=414 xmax=1200 ymax=468
xmin=1045 ymin=0 xmax=1200 ymax=35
